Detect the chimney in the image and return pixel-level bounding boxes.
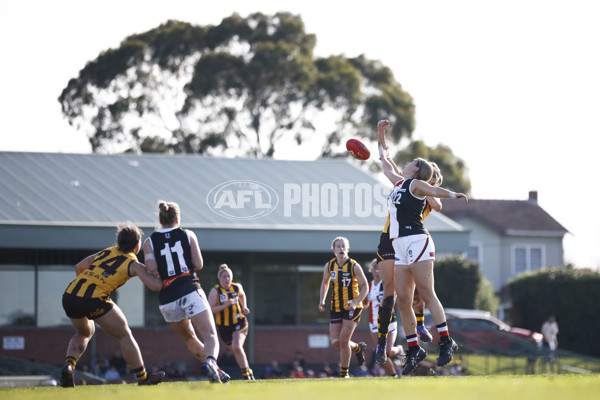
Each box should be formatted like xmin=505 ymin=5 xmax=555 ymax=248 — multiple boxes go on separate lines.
xmin=528 ymin=191 xmax=538 ymax=204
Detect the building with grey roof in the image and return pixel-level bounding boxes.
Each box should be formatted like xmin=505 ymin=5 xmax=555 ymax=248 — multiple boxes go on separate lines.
xmin=0 ymin=151 xmax=468 ymax=255
xmin=0 ymin=151 xmax=469 ymax=371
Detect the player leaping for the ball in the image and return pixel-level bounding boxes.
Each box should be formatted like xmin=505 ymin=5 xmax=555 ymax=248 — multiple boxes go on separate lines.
xmin=373 ymin=120 xmax=439 ymax=364
xmin=374 ymin=157 xmax=445 ymax=363
xmin=376 ymin=119 xmax=468 ymax=375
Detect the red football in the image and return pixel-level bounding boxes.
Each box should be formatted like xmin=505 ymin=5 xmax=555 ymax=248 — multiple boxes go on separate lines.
xmin=346 ymin=138 xmax=370 ymax=160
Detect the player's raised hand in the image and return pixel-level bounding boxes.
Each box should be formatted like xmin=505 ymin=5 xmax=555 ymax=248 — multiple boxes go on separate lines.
xmin=378 ymin=120 xmax=390 ymax=130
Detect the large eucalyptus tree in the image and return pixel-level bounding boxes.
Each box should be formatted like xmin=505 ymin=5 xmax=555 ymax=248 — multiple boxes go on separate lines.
xmin=59 ymin=12 xmax=415 ymax=157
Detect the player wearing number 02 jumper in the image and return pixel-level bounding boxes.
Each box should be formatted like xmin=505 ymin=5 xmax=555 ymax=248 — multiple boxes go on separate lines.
xmin=143 ymin=200 xmax=229 ymax=383
xmin=378 ymin=119 xmax=468 ymax=375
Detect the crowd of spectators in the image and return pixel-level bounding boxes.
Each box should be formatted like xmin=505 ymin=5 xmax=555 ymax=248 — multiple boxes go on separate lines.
xmin=75 ymin=353 xmax=188 ymax=384
xmin=71 ymin=347 xmax=468 ymax=383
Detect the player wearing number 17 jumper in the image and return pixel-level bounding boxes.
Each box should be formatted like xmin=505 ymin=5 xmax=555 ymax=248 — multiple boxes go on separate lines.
xmin=143 ymin=200 xmax=229 ymax=383
xmin=318 ymin=237 xmax=369 ymax=378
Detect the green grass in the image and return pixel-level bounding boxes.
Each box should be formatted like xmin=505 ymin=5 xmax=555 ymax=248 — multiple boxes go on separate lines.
xmin=2 ymin=375 xmax=599 ymax=400
xmin=444 ymin=354 xmax=600 ymax=375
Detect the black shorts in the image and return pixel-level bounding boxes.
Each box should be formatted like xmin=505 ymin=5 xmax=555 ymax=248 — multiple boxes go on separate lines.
xmin=330 ymin=308 xmax=363 ymax=324
xmin=217 ymin=318 xmax=248 ymax=345
xmin=376 ymin=231 xmax=395 ymax=261
xmin=62 ymin=292 xmax=114 ymax=320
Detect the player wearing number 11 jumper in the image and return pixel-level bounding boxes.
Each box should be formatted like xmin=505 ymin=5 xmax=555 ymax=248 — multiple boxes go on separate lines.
xmin=143 ymin=200 xmax=229 ymax=383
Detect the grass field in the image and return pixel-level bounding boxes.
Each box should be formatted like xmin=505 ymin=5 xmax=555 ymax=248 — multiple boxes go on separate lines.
xmin=1 ymin=375 xmax=599 ymax=400
xmin=451 ymin=354 xmax=600 ymax=375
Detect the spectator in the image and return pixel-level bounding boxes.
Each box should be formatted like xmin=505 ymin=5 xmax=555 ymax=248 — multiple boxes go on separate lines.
xmin=525 ymin=332 xmax=540 ymax=374
xmin=289 ymin=360 xmax=306 ymax=378
xmin=162 ymin=361 xmax=176 ymax=378
xmin=172 ymin=363 xmax=187 ymax=380
xmin=104 ymin=366 xmax=123 ymax=383
xmin=449 ymin=356 xmax=469 ymax=376
xmin=264 ymin=360 xmax=284 ymax=379
xmin=293 ymin=351 xmax=306 ymax=369
xmin=353 ymin=364 xmax=371 ymax=377
xmin=78 ymin=364 xmax=90 ymax=386
xmin=110 ymin=351 xmax=127 ymax=376
xmin=218 ymin=348 xmax=238 ymax=368
xmin=370 ymin=363 xmax=386 ymax=377
xmin=319 ymin=362 xmax=335 ymax=377
xmin=91 ymin=363 xmax=104 ymax=378
xmin=541 ymin=315 xmax=559 ymax=373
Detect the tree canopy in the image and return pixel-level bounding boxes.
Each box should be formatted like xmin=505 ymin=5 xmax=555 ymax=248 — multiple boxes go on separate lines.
xmin=434 ymin=256 xmax=499 ymax=314
xmin=59 ymin=12 xmax=416 ymax=157
xmin=507 ymin=267 xmax=600 ymax=356
xmin=392 ymin=140 xmax=472 ymax=194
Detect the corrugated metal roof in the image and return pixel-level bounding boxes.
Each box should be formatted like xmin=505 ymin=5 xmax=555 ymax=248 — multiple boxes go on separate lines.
xmin=0 ymin=151 xmax=460 ymax=228
xmin=0 ymin=152 xmax=468 ymax=252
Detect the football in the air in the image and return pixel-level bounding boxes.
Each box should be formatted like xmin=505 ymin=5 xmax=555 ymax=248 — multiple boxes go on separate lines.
xmin=346 ymin=138 xmax=370 ymax=160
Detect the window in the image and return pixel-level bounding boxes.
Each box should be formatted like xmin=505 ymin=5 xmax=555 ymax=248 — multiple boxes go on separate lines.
xmin=37 ymin=265 xmax=74 ymax=327
xmin=514 ymin=248 xmax=527 ymax=275
xmin=530 ymin=248 xmax=542 ymax=271
xmin=252 ymin=265 xmax=332 ymax=326
xmin=298 ymin=266 xmax=329 ymax=325
xmin=466 ymin=242 xmax=482 ymax=265
xmin=114 ymin=277 xmax=145 ymax=327
xmin=254 ymin=272 xmax=296 ymax=325
xmin=144 ymin=285 xmax=168 ymax=327
xmin=0 ymin=263 xmax=150 ymax=328
xmin=513 ymin=245 xmax=545 ymax=276
xmin=0 ymin=266 xmax=35 ymax=326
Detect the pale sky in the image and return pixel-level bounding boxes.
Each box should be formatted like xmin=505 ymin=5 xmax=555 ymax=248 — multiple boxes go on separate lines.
xmin=2 ymin=1 xmax=599 ymax=268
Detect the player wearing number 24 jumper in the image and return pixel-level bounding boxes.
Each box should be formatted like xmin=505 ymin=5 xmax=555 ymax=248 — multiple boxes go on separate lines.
xmin=60 ymin=223 xmax=165 ymax=387
xmin=143 ymin=200 xmax=229 ymax=383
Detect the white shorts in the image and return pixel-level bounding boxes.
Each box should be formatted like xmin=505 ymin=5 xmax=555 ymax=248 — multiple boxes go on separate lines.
xmin=392 ymin=234 xmax=435 ymax=265
xmin=369 ymin=321 xmax=397 ymax=334
xmin=159 ymin=289 xmax=209 ymax=323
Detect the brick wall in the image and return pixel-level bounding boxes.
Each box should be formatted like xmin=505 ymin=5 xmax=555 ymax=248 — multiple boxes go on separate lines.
xmin=1 ymin=326 xmax=372 ymax=376
xmin=252 ymin=326 xmax=371 ymax=365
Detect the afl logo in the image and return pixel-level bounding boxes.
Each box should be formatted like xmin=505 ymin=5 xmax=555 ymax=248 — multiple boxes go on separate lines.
xmin=207 ymin=180 xmax=279 ymax=220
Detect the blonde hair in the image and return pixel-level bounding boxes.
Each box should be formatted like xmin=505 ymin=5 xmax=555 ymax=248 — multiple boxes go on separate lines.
xmin=218 ymin=263 xmax=233 ymax=279
xmin=429 ymin=162 xmax=443 ymax=187
xmin=158 ymin=200 xmax=180 ymax=227
xmin=369 ymin=258 xmax=378 ymax=270
xmin=331 ymin=236 xmax=350 ymax=250
xmin=414 ymin=158 xmax=434 ymax=182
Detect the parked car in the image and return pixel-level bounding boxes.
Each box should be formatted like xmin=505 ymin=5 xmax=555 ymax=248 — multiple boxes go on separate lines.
xmin=424 ymin=308 xmax=543 ymax=352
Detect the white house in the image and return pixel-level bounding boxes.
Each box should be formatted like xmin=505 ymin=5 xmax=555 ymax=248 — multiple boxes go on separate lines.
xmin=441 ymin=191 xmax=568 ymax=291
